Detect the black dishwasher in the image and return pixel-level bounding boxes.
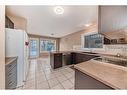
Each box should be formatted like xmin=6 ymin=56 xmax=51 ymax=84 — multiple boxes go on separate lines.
xmin=63 ymin=53 xmax=71 ymax=66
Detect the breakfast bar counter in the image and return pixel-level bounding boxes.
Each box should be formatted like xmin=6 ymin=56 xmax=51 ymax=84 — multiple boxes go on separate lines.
xmin=74 ymin=59 xmax=127 ymax=89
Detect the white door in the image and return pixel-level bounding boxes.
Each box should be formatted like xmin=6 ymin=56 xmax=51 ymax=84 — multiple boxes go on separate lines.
xmin=29 ymin=38 xmax=39 ymax=58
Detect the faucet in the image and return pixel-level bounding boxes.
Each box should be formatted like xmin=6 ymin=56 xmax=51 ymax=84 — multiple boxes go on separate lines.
xmin=116 ymin=53 xmax=121 ymax=57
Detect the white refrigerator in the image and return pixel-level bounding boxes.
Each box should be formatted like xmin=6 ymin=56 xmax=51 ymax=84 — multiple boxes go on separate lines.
xmin=5 ymin=28 xmax=29 ymax=87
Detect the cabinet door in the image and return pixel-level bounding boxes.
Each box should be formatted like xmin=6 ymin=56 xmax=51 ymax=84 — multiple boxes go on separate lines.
xmin=54 ymin=54 xmax=62 ymax=69
xmin=75 ymin=53 xmax=99 ymax=64
xmin=75 ymin=54 xmax=85 ymax=63
xmin=71 ymin=53 xmax=76 ymax=64
xmin=75 ymin=69 xmax=113 ymax=89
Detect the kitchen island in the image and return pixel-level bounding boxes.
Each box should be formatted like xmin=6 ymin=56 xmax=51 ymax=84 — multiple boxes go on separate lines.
xmin=74 ymin=59 xmax=127 ymax=89
xmin=50 ymin=51 xmax=100 ymax=69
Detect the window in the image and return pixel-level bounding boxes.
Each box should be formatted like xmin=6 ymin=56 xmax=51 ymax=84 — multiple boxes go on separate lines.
xmin=84 ymin=34 xmax=103 ymax=48
xmin=40 ymin=39 xmax=56 ymax=52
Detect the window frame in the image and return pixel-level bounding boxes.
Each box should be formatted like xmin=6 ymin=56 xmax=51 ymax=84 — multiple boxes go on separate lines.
xmin=81 ymin=31 xmax=104 ymax=50
xmin=40 ymin=38 xmax=57 ymax=53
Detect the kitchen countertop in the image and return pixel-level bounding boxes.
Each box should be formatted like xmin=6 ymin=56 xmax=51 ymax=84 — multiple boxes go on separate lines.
xmin=50 ymin=51 xmax=73 ymax=54
xmin=50 ymin=50 xmax=127 ymax=60
xmin=5 ymin=57 xmax=17 ymax=65
xmin=74 ymin=59 xmax=127 ymax=89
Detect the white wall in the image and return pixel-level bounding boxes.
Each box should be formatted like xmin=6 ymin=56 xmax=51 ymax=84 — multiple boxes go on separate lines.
xmin=0 ymin=5 xmax=5 ymax=89
xmin=60 ymin=24 xmax=98 ymax=51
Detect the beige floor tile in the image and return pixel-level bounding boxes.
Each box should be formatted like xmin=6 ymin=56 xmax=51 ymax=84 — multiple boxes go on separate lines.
xmin=27 ymin=76 xmax=35 ymax=81
xmin=24 ymin=84 xmax=35 ymax=89
xmin=36 ymin=76 xmax=47 ymax=83
xmin=25 ymin=79 xmax=35 ymax=85
xmin=44 ymin=69 xmax=53 ymax=75
xmin=56 ymin=75 xmax=68 ymax=83
xmin=48 ymin=78 xmax=59 ymax=87
xmin=52 ymin=84 xmax=64 ymax=89
xmin=36 ymin=69 xmax=43 ymax=72
xmin=45 ymin=73 xmax=56 ymax=80
xmin=16 ymin=86 xmax=23 ymax=90
xmin=23 ymin=81 xmax=35 ymax=89
xmin=22 ymin=58 xmax=75 ymax=90
xmin=64 ymin=72 xmax=73 ymax=79
xmin=68 ymin=86 xmax=75 ymax=90
xmin=61 ymin=80 xmax=73 ymax=89
xmin=60 ymin=70 xmax=70 ymax=75
xmin=66 ymin=68 xmax=74 ymax=73
xmin=36 ymin=73 xmax=45 ymax=78
xmin=70 ymin=71 xmax=75 ymax=75
xmin=36 ymin=81 xmax=49 ymax=89
xmin=69 ymin=77 xmax=75 ymax=84
xmin=23 ymin=85 xmax=35 ymax=89
xmin=53 ymin=71 xmax=64 ymax=77
xmin=28 ymin=72 xmax=35 ymax=75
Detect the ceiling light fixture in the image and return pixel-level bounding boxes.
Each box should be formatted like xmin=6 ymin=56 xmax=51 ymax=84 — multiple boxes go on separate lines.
xmin=54 ymin=6 xmax=64 ymax=14
xmin=85 ymin=23 xmax=92 ymax=27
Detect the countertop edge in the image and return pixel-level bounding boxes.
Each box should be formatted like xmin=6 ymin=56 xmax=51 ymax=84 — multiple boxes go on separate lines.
xmin=74 ymin=60 xmax=126 ymax=89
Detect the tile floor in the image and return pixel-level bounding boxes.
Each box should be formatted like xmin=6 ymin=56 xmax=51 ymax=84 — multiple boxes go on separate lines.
xmin=22 ymin=57 xmax=75 ymax=90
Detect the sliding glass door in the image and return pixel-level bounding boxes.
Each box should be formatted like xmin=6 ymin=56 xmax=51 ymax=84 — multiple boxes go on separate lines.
xmin=29 ymin=38 xmax=39 ymax=58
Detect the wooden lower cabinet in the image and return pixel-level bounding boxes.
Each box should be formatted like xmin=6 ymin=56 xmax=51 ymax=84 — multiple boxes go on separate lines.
xmin=75 ymin=69 xmax=113 ymax=89
xmin=71 ymin=52 xmax=99 ymax=64
xmin=71 ymin=52 xmax=76 ymax=64
xmin=50 ymin=53 xmax=63 ymax=69
xmin=50 ymin=52 xmax=99 ymax=69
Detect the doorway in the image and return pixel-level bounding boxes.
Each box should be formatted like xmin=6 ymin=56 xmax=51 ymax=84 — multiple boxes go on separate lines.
xmin=29 ymin=38 xmax=39 ymax=58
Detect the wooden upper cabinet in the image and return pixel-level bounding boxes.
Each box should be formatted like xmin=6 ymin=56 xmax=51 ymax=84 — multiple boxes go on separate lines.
xmin=5 ymin=16 xmax=14 ymax=29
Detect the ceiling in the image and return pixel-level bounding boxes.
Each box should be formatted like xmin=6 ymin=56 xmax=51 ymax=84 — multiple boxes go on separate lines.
xmin=6 ymin=6 xmax=98 ymax=38
xmin=100 ymin=6 xmax=127 ymax=33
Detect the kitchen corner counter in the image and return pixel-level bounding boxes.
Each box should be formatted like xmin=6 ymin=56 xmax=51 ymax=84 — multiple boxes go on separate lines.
xmin=74 ymin=59 xmax=127 ymax=89
xmin=5 ymin=57 xmax=18 ymax=65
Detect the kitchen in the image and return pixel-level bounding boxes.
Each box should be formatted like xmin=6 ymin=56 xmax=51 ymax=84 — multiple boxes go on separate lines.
xmin=4 ymin=5 xmax=127 ymax=90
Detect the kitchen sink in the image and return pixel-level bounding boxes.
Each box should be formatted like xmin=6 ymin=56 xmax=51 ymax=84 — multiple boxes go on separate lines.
xmin=93 ymin=57 xmax=127 ymax=67
xmin=82 ymin=52 xmax=97 ymax=54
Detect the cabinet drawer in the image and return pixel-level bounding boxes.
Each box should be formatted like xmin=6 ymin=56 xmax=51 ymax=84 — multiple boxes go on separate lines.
xmin=6 ymin=60 xmax=17 ymax=72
